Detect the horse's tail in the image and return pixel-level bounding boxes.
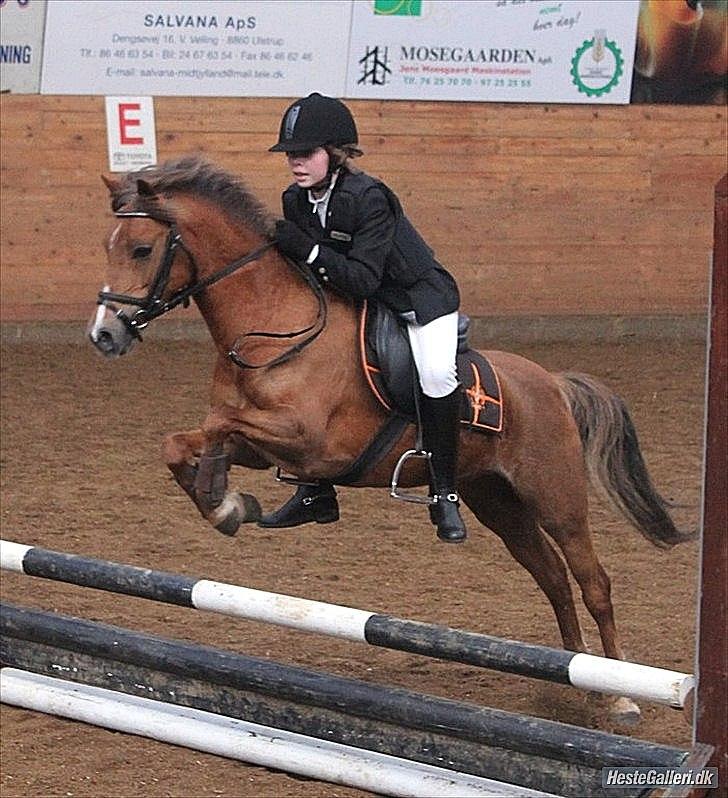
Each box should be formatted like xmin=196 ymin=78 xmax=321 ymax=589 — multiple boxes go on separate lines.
xmin=555 ymin=372 xmax=696 ymax=548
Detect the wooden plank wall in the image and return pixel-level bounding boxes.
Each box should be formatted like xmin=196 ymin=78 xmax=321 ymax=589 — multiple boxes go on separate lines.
xmin=0 ymin=95 xmax=725 ymax=322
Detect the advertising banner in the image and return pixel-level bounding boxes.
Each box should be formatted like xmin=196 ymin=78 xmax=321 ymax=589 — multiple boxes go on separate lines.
xmin=37 ymin=0 xmax=647 ymax=104
xmin=346 ymin=0 xmax=640 ymax=103
xmin=41 ymin=0 xmax=351 ymax=96
xmin=631 ymin=0 xmax=727 ymax=104
xmin=0 ymin=0 xmax=47 ymax=93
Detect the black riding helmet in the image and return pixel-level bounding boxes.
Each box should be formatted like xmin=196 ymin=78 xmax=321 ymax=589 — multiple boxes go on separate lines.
xmin=269 ymin=93 xmax=358 ymax=153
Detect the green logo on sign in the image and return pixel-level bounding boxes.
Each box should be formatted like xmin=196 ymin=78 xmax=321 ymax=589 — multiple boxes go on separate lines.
xmin=570 ymin=34 xmax=624 ymax=98
xmin=374 ymin=0 xmax=422 ymax=16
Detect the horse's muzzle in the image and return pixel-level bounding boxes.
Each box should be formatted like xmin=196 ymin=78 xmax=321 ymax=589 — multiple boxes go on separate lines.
xmin=87 ymin=302 xmax=137 ymax=358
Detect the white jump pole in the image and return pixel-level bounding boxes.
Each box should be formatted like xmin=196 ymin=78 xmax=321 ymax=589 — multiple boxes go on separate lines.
xmin=0 ymin=668 xmax=557 ymax=798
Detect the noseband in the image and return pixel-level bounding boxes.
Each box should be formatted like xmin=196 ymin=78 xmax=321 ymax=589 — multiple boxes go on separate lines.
xmin=98 ymin=211 xmax=273 ymax=339
xmin=98 ymin=210 xmax=327 ymax=369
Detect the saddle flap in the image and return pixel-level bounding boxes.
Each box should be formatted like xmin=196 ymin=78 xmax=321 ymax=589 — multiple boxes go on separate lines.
xmin=364 ymin=301 xmax=415 ymax=414
xmin=360 ymin=301 xmax=503 ymax=433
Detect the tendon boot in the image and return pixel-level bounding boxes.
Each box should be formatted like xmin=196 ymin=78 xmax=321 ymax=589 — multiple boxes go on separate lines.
xmin=421 ymin=389 xmax=467 ymax=543
xmin=257 ymin=481 xmax=339 ymax=528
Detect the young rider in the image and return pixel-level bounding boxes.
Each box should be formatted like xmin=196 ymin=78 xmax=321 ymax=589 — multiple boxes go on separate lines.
xmin=259 ymin=92 xmax=467 ymax=543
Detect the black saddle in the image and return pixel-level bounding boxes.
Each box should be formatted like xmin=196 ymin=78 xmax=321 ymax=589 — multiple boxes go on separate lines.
xmin=361 ymin=301 xmax=503 ymax=433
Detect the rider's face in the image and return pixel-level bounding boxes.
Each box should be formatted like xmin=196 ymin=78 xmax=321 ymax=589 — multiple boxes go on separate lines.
xmin=286 ymin=147 xmax=330 ymax=189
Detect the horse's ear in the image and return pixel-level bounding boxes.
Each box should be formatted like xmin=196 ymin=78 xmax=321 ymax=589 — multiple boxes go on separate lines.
xmin=101 ymin=174 xmax=121 ymax=194
xmin=136 ymin=179 xmax=156 ymax=197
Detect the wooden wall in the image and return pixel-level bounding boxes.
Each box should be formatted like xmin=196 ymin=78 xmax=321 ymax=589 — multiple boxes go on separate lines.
xmin=0 ymin=95 xmax=725 ymax=322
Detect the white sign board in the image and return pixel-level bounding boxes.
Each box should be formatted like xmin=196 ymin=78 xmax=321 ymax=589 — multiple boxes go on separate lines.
xmin=105 ymin=96 xmax=158 ymax=172
xmin=39 ymin=0 xmax=640 ymax=103
xmin=346 ymin=0 xmax=639 ymax=104
xmin=41 ymin=0 xmax=350 ymax=96
xmin=0 ymin=0 xmax=47 ymax=93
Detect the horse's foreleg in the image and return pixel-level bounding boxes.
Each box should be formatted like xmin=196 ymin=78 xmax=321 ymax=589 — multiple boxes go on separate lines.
xmin=193 ymin=442 xmax=227 ymax=506
xmin=163 ymin=429 xmax=205 ymax=501
xmin=196 ymin=437 xmax=267 ymax=534
xmin=162 ymin=430 xmax=262 ymax=535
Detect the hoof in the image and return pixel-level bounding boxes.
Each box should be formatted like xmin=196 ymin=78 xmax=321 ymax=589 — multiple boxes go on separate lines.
xmin=209 ymin=492 xmax=262 ymax=537
xmin=609 ymin=696 xmax=641 ymax=726
xmin=236 ymin=492 xmax=263 ymax=523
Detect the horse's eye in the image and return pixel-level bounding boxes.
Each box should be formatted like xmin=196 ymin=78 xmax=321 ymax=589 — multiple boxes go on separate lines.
xmin=132 ymin=245 xmax=153 ymax=260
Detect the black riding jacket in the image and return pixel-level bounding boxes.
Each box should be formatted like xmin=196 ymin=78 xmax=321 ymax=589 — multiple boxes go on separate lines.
xmin=282 ymin=169 xmax=459 ymax=326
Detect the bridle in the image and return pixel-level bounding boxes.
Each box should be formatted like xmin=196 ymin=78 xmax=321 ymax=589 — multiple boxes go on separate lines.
xmin=98 ymin=210 xmax=328 ymax=369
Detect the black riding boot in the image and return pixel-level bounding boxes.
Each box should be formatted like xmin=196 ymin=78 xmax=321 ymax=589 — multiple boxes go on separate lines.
xmin=421 ymin=390 xmax=467 ymax=543
xmin=257 ymin=481 xmax=339 ymax=528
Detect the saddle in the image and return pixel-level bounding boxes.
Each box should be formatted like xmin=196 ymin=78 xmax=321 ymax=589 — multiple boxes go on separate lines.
xmin=359 ymin=300 xmax=503 ymax=433
xmin=327 ymin=301 xmax=503 ymax=487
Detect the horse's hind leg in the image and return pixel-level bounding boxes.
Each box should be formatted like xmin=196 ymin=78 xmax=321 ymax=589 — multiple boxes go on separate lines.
xmin=541 ymin=511 xmax=641 ymax=723
xmin=162 ymin=429 xmax=263 ymax=535
xmin=542 ymin=518 xmax=621 ymax=658
xmin=463 ymin=476 xmax=640 ymax=723
xmin=460 ymin=477 xmax=588 ymax=653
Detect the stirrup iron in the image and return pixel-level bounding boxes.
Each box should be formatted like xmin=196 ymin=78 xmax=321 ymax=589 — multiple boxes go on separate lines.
xmin=274 ymin=467 xmax=320 ymax=487
xmin=390 ymin=449 xmax=436 ymax=504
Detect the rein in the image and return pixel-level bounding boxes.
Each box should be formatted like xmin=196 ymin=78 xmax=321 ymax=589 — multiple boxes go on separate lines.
xmin=98 ymin=210 xmax=328 ymax=369
xmin=227 ymin=257 xmax=327 ymax=370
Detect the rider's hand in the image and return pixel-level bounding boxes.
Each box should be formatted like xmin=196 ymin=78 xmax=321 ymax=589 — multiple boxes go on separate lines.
xmin=275 ymin=220 xmax=316 ymax=262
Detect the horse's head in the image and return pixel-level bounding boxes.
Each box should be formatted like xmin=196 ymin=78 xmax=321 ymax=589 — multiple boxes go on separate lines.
xmin=88 ymin=155 xmax=275 ymax=358
xmin=88 ymin=172 xmax=198 ymax=357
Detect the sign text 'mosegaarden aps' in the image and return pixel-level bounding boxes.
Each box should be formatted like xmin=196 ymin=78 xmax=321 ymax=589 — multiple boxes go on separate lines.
xmin=400 ymin=46 xmax=536 ymax=64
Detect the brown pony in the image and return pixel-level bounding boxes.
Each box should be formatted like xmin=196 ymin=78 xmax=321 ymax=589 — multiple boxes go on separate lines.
xmin=89 ymin=155 xmax=693 ymax=722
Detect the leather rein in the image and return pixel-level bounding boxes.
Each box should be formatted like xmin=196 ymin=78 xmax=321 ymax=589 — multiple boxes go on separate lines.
xmin=97 ymin=210 xmax=328 ymax=369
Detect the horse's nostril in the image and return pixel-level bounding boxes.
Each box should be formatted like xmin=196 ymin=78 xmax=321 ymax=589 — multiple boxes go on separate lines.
xmin=91 ymin=329 xmax=116 ymax=355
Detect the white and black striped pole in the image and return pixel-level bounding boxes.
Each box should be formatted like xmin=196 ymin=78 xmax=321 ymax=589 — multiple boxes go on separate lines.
xmin=1 ymin=539 xmax=693 ymax=709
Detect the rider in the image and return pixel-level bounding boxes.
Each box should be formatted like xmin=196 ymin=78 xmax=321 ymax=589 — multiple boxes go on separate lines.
xmin=260 ymin=92 xmax=466 ymax=543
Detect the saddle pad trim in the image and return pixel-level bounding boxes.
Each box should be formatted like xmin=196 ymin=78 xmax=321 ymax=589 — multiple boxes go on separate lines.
xmin=359 ymin=300 xmax=392 ymax=412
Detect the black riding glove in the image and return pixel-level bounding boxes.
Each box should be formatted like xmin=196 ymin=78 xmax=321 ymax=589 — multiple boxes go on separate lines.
xmin=275 ymin=220 xmax=315 ymax=262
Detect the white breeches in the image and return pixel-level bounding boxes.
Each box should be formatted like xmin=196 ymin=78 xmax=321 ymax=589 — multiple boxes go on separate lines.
xmin=406 ymin=311 xmax=459 ymax=398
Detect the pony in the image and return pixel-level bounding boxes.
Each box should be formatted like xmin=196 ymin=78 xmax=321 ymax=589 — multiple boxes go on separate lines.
xmin=89 ymin=155 xmax=693 ymax=723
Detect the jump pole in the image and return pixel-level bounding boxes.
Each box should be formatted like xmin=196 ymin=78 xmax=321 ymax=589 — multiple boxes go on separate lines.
xmin=1 ymin=601 xmax=695 ymax=798
xmin=0 ymin=538 xmax=694 ymax=710
xmin=2 ymin=668 xmax=546 ymax=798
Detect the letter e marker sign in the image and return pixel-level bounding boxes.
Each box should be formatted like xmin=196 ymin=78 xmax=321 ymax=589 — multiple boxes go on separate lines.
xmin=105 ymin=96 xmax=158 ymax=172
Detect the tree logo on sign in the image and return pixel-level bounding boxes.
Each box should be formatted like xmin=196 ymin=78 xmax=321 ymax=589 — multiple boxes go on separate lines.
xmin=358 ymin=45 xmax=391 ymax=85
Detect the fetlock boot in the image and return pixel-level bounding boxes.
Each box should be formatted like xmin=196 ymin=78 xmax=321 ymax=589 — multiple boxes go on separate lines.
xmin=257 ymin=481 xmax=339 ymax=528
xmin=421 ymin=390 xmax=467 ymax=543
